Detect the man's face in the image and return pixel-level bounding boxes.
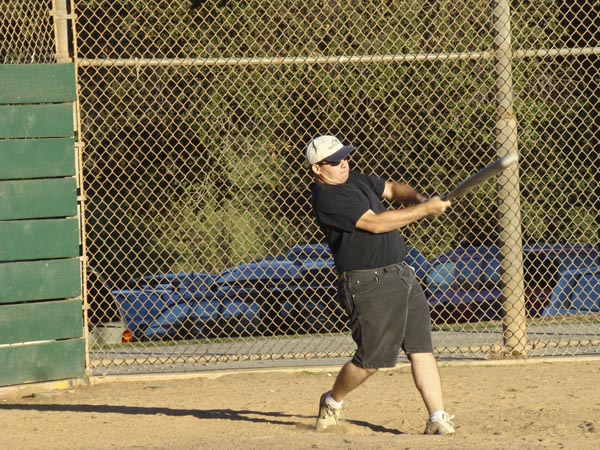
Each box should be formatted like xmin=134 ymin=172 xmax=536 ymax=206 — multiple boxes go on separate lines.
xmin=311 ymin=158 xmax=350 ymax=185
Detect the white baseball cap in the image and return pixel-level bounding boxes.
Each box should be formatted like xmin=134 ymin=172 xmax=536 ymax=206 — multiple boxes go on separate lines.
xmin=305 ymin=135 xmax=355 ymax=166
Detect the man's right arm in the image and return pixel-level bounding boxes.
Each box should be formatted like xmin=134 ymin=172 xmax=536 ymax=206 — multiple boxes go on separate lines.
xmin=355 ymin=196 xmax=451 ymax=234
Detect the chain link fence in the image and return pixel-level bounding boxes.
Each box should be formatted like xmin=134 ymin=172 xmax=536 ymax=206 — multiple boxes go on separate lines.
xmin=2 ymin=1 xmax=598 ymax=375
xmin=1 ymin=1 xmax=57 ymax=64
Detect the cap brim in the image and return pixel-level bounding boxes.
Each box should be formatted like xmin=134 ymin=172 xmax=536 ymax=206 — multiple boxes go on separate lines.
xmin=322 ymin=145 xmax=355 ymax=162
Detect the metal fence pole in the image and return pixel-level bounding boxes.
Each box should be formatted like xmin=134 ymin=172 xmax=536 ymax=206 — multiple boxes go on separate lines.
xmin=493 ymin=0 xmax=527 ymax=355
xmin=51 ymin=0 xmax=71 ymax=63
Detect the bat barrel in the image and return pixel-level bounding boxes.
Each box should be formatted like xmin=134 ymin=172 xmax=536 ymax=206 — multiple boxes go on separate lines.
xmin=441 ymin=152 xmax=519 ymax=201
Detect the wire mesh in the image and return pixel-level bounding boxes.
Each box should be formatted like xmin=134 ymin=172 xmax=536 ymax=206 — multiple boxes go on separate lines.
xmin=3 ymin=1 xmax=598 ymax=373
xmin=0 ymin=0 xmax=57 ymax=64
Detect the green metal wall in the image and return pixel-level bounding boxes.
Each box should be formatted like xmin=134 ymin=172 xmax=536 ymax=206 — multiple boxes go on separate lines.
xmin=0 ymin=64 xmax=84 ymax=386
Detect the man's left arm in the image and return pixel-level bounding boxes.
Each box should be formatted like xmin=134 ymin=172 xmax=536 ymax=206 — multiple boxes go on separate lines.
xmin=382 ymin=181 xmax=428 ymax=206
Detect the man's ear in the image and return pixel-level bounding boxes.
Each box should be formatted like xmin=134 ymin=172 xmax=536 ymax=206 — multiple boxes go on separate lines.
xmin=311 ymin=164 xmax=321 ymax=176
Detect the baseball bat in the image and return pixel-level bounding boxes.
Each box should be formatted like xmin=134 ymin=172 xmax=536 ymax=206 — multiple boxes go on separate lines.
xmin=441 ymin=152 xmax=519 ymax=201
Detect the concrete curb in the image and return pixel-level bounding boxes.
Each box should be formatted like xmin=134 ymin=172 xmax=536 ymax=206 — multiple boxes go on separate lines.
xmin=84 ymin=354 xmax=600 ymax=384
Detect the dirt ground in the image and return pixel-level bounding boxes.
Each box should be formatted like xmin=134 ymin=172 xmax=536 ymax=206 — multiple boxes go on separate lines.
xmin=1 ymin=358 xmax=599 ymax=450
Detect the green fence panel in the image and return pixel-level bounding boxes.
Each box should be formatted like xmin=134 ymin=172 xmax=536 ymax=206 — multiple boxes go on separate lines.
xmin=0 ymin=103 xmax=74 ymax=138
xmin=0 ymin=299 xmax=83 ymax=345
xmin=0 ymin=218 xmax=79 ymax=261
xmin=0 ymin=138 xmax=76 ymax=180
xmin=0 ymin=339 xmax=85 ymax=386
xmin=0 ymin=178 xmax=77 ymax=220
xmin=0 ymin=62 xmax=82 ymax=387
xmin=0 ymin=258 xmax=81 ymax=304
xmin=0 ymin=64 xmax=76 ymax=104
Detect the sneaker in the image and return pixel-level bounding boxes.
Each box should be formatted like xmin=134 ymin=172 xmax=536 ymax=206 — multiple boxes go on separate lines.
xmin=424 ymin=412 xmax=455 ymax=435
xmin=315 ymin=392 xmax=341 ymax=431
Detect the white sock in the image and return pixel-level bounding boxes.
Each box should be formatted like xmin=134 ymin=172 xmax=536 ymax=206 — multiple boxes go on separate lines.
xmin=326 ymin=392 xmax=343 ymax=409
xmin=429 ymin=410 xmax=446 ymax=422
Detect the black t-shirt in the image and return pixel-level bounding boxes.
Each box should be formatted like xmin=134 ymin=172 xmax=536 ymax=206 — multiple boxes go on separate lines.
xmin=311 ymin=171 xmax=407 ymax=273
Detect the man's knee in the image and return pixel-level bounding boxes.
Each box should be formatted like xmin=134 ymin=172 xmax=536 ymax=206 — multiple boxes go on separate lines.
xmin=408 ymin=352 xmax=436 ymax=362
xmin=347 ymin=361 xmax=379 ymax=377
xmin=349 ymin=360 xmax=379 ymax=376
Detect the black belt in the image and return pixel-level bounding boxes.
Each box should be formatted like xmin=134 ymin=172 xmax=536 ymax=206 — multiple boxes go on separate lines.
xmin=337 ymin=262 xmax=405 ymax=282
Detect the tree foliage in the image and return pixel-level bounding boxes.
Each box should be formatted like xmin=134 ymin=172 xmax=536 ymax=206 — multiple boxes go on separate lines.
xmin=75 ymin=1 xmax=599 ymax=281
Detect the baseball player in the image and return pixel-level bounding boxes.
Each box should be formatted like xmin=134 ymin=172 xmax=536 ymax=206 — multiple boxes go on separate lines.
xmin=306 ymin=135 xmax=455 ymax=435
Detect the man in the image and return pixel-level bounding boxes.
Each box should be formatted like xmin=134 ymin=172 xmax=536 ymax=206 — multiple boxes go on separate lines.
xmin=306 ymin=135 xmax=455 ymax=435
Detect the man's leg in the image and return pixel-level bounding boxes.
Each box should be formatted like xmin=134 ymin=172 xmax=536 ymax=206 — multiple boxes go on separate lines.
xmin=407 ymin=352 xmax=444 ymax=414
xmin=316 ymin=361 xmax=377 ymax=431
xmin=331 ymin=360 xmax=378 ymax=401
xmin=409 ymin=352 xmax=455 ymax=435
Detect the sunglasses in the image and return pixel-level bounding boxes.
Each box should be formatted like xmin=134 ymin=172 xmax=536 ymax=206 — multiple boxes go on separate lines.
xmin=318 ymin=158 xmax=347 ymax=167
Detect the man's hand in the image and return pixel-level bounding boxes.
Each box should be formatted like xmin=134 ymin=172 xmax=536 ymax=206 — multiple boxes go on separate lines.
xmin=383 ymin=181 xmax=428 ymax=205
xmin=423 ymin=196 xmax=451 ymax=216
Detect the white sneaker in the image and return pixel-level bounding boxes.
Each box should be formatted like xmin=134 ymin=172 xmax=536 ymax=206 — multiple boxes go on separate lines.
xmin=424 ymin=412 xmax=455 ymax=435
xmin=315 ymin=392 xmax=341 ymax=431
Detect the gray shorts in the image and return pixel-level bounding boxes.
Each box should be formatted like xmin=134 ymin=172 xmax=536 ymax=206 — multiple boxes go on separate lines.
xmin=338 ymin=262 xmax=433 ymax=369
